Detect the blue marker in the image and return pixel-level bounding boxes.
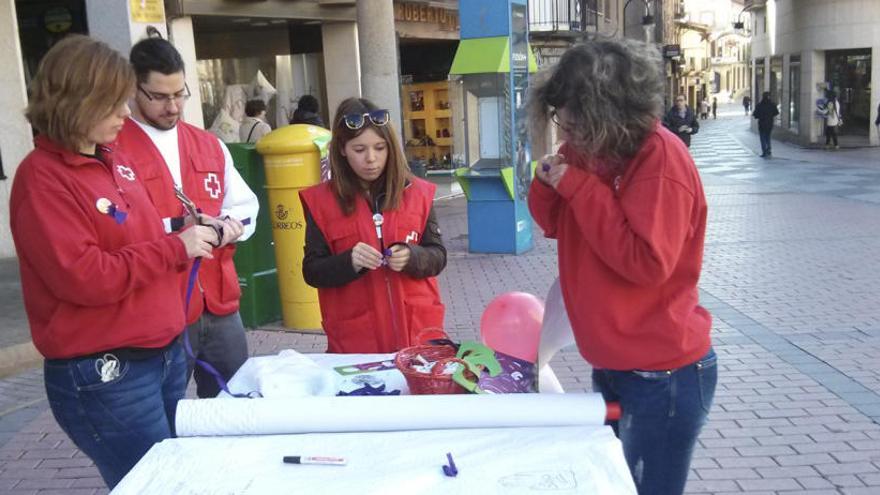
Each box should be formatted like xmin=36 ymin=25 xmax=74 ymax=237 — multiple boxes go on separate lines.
xmin=442 ymin=452 xmax=458 ymax=477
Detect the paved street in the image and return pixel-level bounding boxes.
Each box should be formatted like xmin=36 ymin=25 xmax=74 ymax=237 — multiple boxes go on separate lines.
xmin=0 ymin=110 xmax=879 ymax=493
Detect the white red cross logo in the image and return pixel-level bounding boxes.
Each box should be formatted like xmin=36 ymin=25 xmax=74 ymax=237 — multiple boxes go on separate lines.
xmin=204 ymin=173 xmax=221 ymax=199
xmin=116 ymin=165 xmax=136 ymax=181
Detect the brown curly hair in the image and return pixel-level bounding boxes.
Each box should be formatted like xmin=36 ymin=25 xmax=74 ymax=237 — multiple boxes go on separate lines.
xmin=528 ymin=36 xmax=664 ymax=174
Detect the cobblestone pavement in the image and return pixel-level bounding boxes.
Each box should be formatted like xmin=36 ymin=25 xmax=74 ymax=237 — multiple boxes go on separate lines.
xmin=0 ymin=112 xmax=879 ymax=493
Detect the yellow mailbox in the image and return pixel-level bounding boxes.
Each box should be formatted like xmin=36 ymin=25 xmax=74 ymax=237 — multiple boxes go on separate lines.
xmin=255 ymin=124 xmax=330 ymax=331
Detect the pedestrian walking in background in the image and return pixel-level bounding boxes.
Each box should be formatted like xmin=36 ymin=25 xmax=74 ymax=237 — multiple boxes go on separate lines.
xmin=699 ymin=98 xmax=710 ymax=119
xmin=528 ymin=37 xmax=716 ymax=495
xmin=712 ymin=97 xmax=718 ymax=119
xmin=753 ymin=91 xmax=779 ymax=157
xmin=9 ymin=35 xmax=218 ymax=489
xmin=300 ymin=97 xmax=447 ymax=353
xmin=291 ymin=94 xmax=326 ymax=127
xmin=875 ymin=101 xmax=880 ymax=136
xmin=742 ymin=95 xmax=751 ymax=115
xmin=819 ymin=92 xmax=842 ymax=150
xmin=662 ymin=95 xmax=699 ymax=147
xmin=239 ymin=99 xmax=272 ymax=144
xmin=116 ymin=37 xmax=260 ymax=399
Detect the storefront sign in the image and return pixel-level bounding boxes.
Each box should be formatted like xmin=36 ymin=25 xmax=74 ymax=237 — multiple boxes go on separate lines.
xmin=44 ymin=7 xmax=73 ymax=33
xmin=395 ymin=2 xmax=459 ymax=31
xmin=663 ymin=44 xmax=681 ymax=59
xmin=130 ymin=0 xmax=165 ymax=24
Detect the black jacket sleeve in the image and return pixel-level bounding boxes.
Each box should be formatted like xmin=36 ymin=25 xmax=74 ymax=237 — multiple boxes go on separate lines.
xmin=661 ymin=109 xmax=673 ymax=130
xmin=302 ymin=205 xmax=364 ymax=288
xmin=689 ymin=111 xmax=699 ymax=135
xmin=394 ymin=205 xmax=447 ymax=279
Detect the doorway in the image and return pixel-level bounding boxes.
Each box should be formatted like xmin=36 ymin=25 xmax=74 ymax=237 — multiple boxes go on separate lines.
xmin=826 ymin=49 xmax=872 ymax=136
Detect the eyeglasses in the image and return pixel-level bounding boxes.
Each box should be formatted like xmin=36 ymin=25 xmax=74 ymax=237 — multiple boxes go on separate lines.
xmin=549 ymin=109 xmax=573 ymax=132
xmin=343 ymin=109 xmax=390 ymax=130
xmin=138 ymin=83 xmax=191 ymax=106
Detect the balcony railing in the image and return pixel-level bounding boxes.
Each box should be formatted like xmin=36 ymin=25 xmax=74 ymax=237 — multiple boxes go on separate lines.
xmin=529 ymin=0 xmax=597 ymax=34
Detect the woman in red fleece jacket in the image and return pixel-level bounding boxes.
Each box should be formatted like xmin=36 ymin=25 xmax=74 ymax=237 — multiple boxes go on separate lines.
xmin=527 ymin=38 xmax=716 ymax=495
xmin=9 ymin=36 xmax=217 ymax=489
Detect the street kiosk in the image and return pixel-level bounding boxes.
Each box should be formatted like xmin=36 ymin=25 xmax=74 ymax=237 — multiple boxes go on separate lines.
xmin=450 ymin=0 xmax=537 ymax=254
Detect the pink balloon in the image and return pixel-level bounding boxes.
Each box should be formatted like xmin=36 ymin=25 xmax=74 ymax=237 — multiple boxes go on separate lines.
xmin=480 ymin=292 xmax=544 ymax=363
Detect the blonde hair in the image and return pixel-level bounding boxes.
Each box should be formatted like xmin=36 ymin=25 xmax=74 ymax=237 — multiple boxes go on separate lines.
xmin=26 ymin=35 xmax=135 ymax=151
xmin=329 ymin=98 xmax=410 ymax=215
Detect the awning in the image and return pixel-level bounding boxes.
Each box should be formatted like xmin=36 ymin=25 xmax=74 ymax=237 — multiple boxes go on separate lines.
xmin=449 ymin=36 xmax=538 ymax=75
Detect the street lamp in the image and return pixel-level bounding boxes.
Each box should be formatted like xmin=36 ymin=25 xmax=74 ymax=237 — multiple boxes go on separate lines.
xmin=623 ymin=0 xmax=655 ymax=41
xmin=732 ymin=4 xmax=754 ymax=33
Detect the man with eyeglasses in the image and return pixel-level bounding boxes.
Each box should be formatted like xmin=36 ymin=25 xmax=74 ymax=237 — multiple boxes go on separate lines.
xmin=662 ymin=95 xmax=699 ymax=148
xmin=115 ymin=37 xmax=259 ymax=398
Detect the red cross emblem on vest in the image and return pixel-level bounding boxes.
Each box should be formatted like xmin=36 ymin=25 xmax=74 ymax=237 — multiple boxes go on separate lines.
xmin=204 ymin=173 xmax=221 ymax=199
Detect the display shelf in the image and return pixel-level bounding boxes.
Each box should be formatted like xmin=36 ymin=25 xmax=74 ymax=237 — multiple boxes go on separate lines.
xmin=402 ymin=80 xmax=455 ymax=164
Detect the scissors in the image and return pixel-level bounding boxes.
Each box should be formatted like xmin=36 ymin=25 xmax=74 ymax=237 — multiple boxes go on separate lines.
xmin=174 ymin=186 xmax=222 ymax=247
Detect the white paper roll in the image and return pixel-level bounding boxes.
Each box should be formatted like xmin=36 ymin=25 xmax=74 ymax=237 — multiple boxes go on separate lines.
xmin=175 ymin=393 xmax=609 ymax=437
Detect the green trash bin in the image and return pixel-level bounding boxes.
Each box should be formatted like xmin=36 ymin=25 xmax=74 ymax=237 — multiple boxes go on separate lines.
xmin=227 ymin=143 xmax=282 ymax=328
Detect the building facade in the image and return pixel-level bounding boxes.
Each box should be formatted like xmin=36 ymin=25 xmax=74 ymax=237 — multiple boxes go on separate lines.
xmin=674 ymin=0 xmax=751 ymax=110
xmin=749 ymin=0 xmax=880 ymax=146
xmin=0 ymin=0 xmax=460 ymax=257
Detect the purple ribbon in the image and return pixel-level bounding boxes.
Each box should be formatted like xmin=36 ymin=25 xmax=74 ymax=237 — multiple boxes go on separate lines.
xmin=182 ymin=247 xmax=260 ymax=399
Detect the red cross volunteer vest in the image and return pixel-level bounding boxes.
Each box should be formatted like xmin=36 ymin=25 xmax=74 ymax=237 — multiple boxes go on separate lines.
xmin=116 ymin=119 xmax=240 ymax=324
xmin=299 ymin=178 xmax=444 ymax=353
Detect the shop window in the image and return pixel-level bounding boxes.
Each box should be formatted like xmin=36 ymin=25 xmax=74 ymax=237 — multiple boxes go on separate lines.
xmin=434 ymin=89 xmax=449 ymax=110
xmin=402 ymin=81 xmax=454 ymax=169
xmin=409 ymin=90 xmax=425 ymax=112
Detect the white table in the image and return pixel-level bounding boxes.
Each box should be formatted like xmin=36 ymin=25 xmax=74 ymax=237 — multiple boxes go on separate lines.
xmin=111 ymin=353 xmax=636 ymax=495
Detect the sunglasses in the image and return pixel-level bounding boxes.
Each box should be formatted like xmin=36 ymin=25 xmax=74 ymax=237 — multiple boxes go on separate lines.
xmin=343 ymin=109 xmax=390 ymax=130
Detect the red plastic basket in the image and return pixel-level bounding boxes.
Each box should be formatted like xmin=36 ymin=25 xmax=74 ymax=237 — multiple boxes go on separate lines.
xmin=395 ymin=343 xmax=469 ymax=395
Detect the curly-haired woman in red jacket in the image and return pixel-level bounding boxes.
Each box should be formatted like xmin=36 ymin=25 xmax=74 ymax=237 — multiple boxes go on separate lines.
xmin=527 ymin=37 xmax=717 ymax=495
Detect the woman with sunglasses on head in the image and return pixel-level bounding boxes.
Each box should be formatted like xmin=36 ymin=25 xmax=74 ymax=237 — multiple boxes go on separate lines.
xmin=300 ymin=98 xmax=447 ymax=353
xmin=528 ymin=37 xmax=715 ymax=495
xmin=9 ymin=35 xmax=218 ymax=489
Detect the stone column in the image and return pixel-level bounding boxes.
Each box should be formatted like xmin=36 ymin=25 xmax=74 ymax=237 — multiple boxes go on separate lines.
xmin=871 ymin=46 xmax=880 ymax=146
xmin=356 ymin=0 xmax=402 ymax=129
xmin=322 ymin=22 xmax=362 ymax=120
xmin=803 ymin=50 xmax=825 ymax=145
xmin=168 ymin=17 xmax=205 ymax=129
xmin=0 ymin=0 xmax=33 ymax=257
xmin=781 ymin=54 xmax=790 ymax=129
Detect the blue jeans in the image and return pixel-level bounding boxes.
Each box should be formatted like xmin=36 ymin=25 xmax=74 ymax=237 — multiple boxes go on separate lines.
xmin=758 ymin=128 xmax=773 ymax=155
xmin=43 ymin=340 xmax=187 ymax=489
xmin=592 ymin=348 xmax=717 ymax=495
